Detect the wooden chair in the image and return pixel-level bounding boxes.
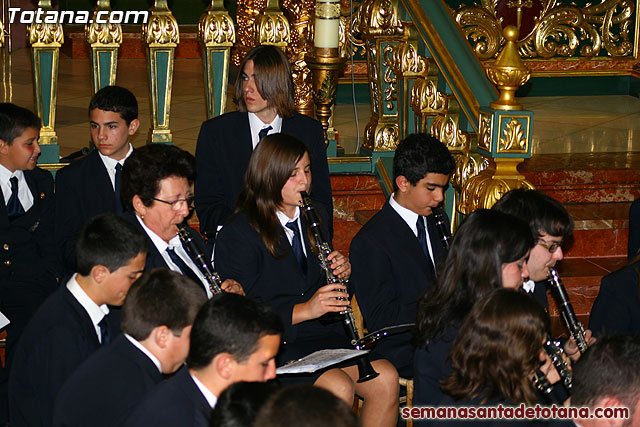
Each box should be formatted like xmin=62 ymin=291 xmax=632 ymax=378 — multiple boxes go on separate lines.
xmin=350 ymin=297 xmax=415 ymax=426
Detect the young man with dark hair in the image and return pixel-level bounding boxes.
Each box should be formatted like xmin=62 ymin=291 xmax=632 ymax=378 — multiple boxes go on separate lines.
xmin=349 ymin=133 xmax=455 ymax=377
xmin=123 ymin=293 xmax=283 ymax=427
xmin=0 ymin=102 xmax=58 ymax=423
xmin=53 ymin=268 xmax=208 ymax=427
xmin=571 ymin=335 xmax=640 ymax=427
xmin=194 ymin=44 xmax=332 ymax=239
xmin=55 ymin=85 xmax=140 ymax=275
xmin=493 ymin=188 xmax=574 ymax=312
xmin=9 ymin=213 xmax=148 ymax=426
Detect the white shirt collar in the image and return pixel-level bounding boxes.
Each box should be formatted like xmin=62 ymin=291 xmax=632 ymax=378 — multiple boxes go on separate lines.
xmin=98 ymin=143 xmax=133 ymax=171
xmin=276 ymin=207 xmax=306 ymax=256
xmin=522 ymin=279 xmax=536 ymax=294
xmin=124 ymin=333 xmax=162 ymax=373
xmin=190 ymin=372 xmax=218 ymax=409
xmin=248 ymin=112 xmax=283 ymax=149
xmin=389 ymin=193 xmax=421 ymax=236
xmin=66 ymin=274 xmax=110 ymax=342
xmin=0 ymin=165 xmax=33 ymax=208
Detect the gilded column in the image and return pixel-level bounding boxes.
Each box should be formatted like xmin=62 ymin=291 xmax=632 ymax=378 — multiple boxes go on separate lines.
xmin=254 ymin=0 xmax=291 ymax=48
xmin=358 ymin=0 xmax=405 ymax=152
xmin=459 ymin=25 xmax=535 ymax=213
xmin=142 ymin=1 xmax=179 ymax=144
xmin=28 ymin=0 xmax=63 ymax=163
xmin=232 ymin=0 xmax=266 ymax=66
xmin=85 ymin=0 xmax=122 ymax=94
xmin=198 ymin=0 xmax=235 ymax=119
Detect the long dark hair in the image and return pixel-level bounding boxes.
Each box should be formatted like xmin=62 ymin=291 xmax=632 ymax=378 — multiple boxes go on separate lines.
xmin=236 ymin=134 xmax=308 ymax=257
xmin=414 ymin=209 xmax=534 ymax=345
xmin=441 ymin=288 xmax=548 ymax=405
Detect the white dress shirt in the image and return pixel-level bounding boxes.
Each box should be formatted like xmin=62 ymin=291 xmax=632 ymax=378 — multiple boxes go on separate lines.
xmin=98 ymin=143 xmax=133 ymax=189
xmin=66 ymin=274 xmax=110 ymax=343
xmin=389 ymin=193 xmax=436 ymax=267
xmin=277 ymin=206 xmax=307 ymax=257
xmin=191 ymin=373 xmax=218 ymax=409
xmin=0 ymin=164 xmax=34 ymax=211
xmin=248 ymin=112 xmax=283 ymax=149
xmin=124 ymin=333 xmax=162 ymax=373
xmin=136 ymin=215 xmax=214 ymax=299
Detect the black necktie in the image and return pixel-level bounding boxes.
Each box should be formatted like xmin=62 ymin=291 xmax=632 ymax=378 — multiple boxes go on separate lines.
xmin=416 ymin=216 xmax=435 ymax=276
xmin=98 ymin=316 xmax=111 ymax=345
xmin=7 ymin=176 xmax=25 ymax=219
xmin=258 ymin=126 xmax=272 ymax=142
xmin=286 ymin=220 xmax=307 ymax=277
xmin=166 ymin=247 xmax=203 ymax=287
xmin=114 ymin=163 xmax=123 ymax=214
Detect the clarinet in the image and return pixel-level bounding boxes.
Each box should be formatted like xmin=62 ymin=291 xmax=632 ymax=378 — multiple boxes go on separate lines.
xmin=548 ymin=267 xmax=588 ymax=354
xmin=299 ymin=192 xmax=379 ymax=383
xmin=543 ymin=335 xmax=572 ymax=391
xmin=532 ymin=369 xmax=555 ymax=401
xmin=176 ymin=224 xmax=224 ymax=296
xmin=432 ymin=207 xmax=451 ymax=250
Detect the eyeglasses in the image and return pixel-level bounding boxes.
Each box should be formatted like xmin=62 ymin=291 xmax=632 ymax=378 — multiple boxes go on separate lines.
xmin=537 ymin=240 xmax=563 ymax=253
xmin=152 ymin=196 xmax=194 ymax=210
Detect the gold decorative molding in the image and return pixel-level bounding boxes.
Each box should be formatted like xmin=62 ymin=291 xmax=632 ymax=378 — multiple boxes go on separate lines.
xmin=458 ymin=158 xmax=534 ymax=213
xmin=28 ymin=22 xmax=64 ymax=47
xmin=232 ymin=0 xmax=266 ymax=65
xmin=85 ymin=11 xmax=122 ymax=46
xmin=478 ymin=111 xmax=493 ymax=151
xmin=358 ymin=0 xmax=404 ymax=36
xmin=486 ymin=25 xmax=531 ymax=110
xmin=498 ymin=116 xmax=528 ymax=152
xmin=255 ymin=0 xmax=291 ymax=47
xmin=143 ymin=2 xmax=180 ymax=46
xmin=453 ymin=0 xmax=636 ymax=60
xmin=198 ymin=2 xmax=236 ymax=46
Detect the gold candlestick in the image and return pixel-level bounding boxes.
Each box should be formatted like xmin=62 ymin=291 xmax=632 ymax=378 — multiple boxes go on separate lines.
xmin=305 ymin=48 xmax=346 ymax=140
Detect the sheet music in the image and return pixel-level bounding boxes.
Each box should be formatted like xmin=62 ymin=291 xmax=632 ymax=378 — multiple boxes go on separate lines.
xmin=276 ymin=349 xmax=369 ymax=374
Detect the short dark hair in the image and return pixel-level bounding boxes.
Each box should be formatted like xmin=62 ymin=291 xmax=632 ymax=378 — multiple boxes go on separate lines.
xmin=88 ymin=86 xmax=138 ymax=125
xmin=572 ymin=335 xmax=640 ymax=415
xmin=122 ymin=268 xmax=207 ymax=340
xmin=234 ymin=45 xmax=296 ymax=119
xmin=121 ymin=144 xmax=196 ymax=212
xmin=0 ymin=103 xmax=40 ymax=145
xmin=76 ymin=213 xmax=150 ymax=276
xmin=209 ymin=381 xmax=278 ymax=427
xmin=392 ymin=133 xmax=455 ymax=191
xmin=187 ymin=293 xmax=283 ymax=370
xmin=493 ymin=188 xmax=574 ymax=239
xmin=254 ymin=385 xmax=360 ymax=427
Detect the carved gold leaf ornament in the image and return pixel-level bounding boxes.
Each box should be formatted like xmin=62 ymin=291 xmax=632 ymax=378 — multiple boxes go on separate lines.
xmin=199 ymin=11 xmax=236 ymax=45
xmin=28 ymin=21 xmax=64 ymax=46
xmin=452 ymin=0 xmax=635 ymax=59
xmin=255 ymin=13 xmax=291 ymax=45
xmin=374 ymin=123 xmax=400 ymax=150
xmin=86 ymin=21 xmax=122 ymax=45
xmin=315 ymin=72 xmax=337 ymax=103
xmin=382 ymin=45 xmax=398 ymax=111
xmin=499 ymin=117 xmax=526 ymax=151
xmin=478 ymin=113 xmax=492 ymax=151
xmin=143 ymin=13 xmax=179 ymax=45
xmin=358 ymin=0 xmax=403 ymax=36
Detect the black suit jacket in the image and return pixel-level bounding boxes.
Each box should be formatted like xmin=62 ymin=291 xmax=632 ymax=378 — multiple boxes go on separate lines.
xmin=53 ymin=334 xmax=163 ymax=427
xmin=8 ymin=284 xmax=120 ymax=427
xmin=194 ymin=111 xmax=332 ymax=237
xmin=589 ymin=261 xmax=640 ymax=337
xmin=123 ymin=366 xmax=211 ymax=427
xmin=0 ymin=166 xmax=58 ymax=290
xmin=349 ymin=202 xmax=447 ymax=377
xmin=55 ymin=150 xmax=119 ymax=275
xmin=122 ymin=212 xmax=212 ymax=296
xmin=215 ymin=208 xmax=348 ymax=364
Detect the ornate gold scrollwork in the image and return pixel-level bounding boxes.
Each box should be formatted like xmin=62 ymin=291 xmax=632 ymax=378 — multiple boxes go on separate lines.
xmin=478 ymin=112 xmax=493 ymax=151
xmin=430 ymin=112 xmax=469 ymax=152
xmin=232 ymin=0 xmax=267 ymax=65
xmin=199 ymin=6 xmax=235 ymax=45
xmin=28 ymin=22 xmax=64 ymax=46
xmin=143 ymin=11 xmax=179 ymax=46
xmin=358 ymin=0 xmax=404 ymax=36
xmin=382 ymin=45 xmax=397 ymax=111
xmin=85 ymin=19 xmax=122 ymax=45
xmin=452 ymin=0 xmax=635 ymax=60
xmin=498 ymin=117 xmax=527 ymax=151
xmin=255 ymin=0 xmax=291 ymax=46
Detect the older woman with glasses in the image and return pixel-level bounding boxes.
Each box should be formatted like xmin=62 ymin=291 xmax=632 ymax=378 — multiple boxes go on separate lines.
xmin=121 ymin=144 xmax=242 ymax=297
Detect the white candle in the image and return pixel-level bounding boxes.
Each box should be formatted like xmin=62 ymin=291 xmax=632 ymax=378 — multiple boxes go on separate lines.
xmin=314 ymin=0 xmax=340 ymax=49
